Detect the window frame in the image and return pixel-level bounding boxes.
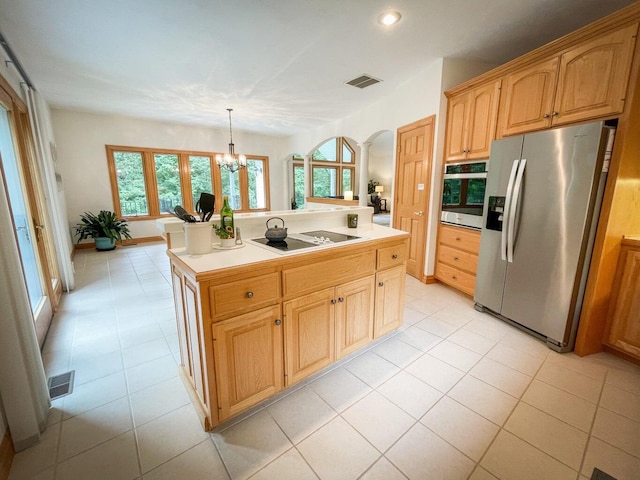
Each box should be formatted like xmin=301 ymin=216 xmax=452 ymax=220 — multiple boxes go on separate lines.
xmin=106 ymin=145 xmax=270 ymax=220
xmin=309 ymin=137 xmax=356 ymax=198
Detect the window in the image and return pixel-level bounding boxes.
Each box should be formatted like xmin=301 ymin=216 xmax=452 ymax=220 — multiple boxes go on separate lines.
xmin=310 ymin=137 xmax=355 ymax=198
xmin=292 ymin=163 xmax=304 ymax=208
xmin=107 ymin=145 xmax=270 ymax=219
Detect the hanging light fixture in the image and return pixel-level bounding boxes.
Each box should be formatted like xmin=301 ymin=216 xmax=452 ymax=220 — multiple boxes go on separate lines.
xmin=215 ymin=108 xmax=247 ymax=173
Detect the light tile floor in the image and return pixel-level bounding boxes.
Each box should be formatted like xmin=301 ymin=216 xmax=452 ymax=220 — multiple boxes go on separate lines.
xmin=9 ymin=242 xmax=640 ymax=480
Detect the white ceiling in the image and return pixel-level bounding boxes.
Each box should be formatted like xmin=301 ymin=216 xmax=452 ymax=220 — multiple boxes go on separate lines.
xmin=0 ymin=0 xmax=635 ymax=136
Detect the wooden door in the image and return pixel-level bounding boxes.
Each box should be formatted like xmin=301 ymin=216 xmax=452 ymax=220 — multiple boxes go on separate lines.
xmin=393 ymin=116 xmax=435 ymax=280
xmin=212 ymin=305 xmax=283 ymax=421
xmin=467 ymin=80 xmax=501 ymax=159
xmin=497 ymin=57 xmax=559 ymax=137
xmin=335 ymin=276 xmax=374 ymax=359
xmin=444 ymin=93 xmax=470 ymax=162
xmin=374 ymin=266 xmax=406 ymax=338
xmin=283 ymin=288 xmax=335 ymax=385
xmin=171 ymin=267 xmax=192 ymax=377
xmin=184 ymin=278 xmax=208 ymax=409
xmin=553 ymin=23 xmax=638 ymax=126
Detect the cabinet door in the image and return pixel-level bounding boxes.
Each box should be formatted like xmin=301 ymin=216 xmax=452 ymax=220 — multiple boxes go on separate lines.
xmin=184 ymin=278 xmax=208 ymax=409
xmin=553 ymin=23 xmax=638 ymax=126
xmin=172 ymin=267 xmax=192 ymax=377
xmin=212 ymin=305 xmax=283 ymax=421
xmin=467 ymin=80 xmax=501 ymax=159
xmin=444 ymin=92 xmax=470 ymax=161
xmin=607 ymin=246 xmax=640 ymax=358
xmin=374 ymin=266 xmax=406 ymax=338
xmin=284 ymin=288 xmax=335 ymax=385
xmin=497 ymin=57 xmax=559 ymax=137
xmin=335 ymin=277 xmax=375 ymax=359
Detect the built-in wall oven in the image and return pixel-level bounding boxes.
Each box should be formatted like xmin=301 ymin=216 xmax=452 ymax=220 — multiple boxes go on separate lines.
xmin=441 ymin=160 xmax=488 ymax=229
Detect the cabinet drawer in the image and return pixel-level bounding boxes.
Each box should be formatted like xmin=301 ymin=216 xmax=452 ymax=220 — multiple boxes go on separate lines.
xmin=439 ymin=224 xmax=481 ymax=254
xmin=283 ymin=250 xmax=375 ymax=298
xmin=437 ymin=244 xmax=478 ymax=275
xmin=435 ymin=262 xmax=476 ymax=296
xmin=377 ymin=243 xmax=406 ymax=270
xmin=209 ymin=272 xmax=280 ymax=318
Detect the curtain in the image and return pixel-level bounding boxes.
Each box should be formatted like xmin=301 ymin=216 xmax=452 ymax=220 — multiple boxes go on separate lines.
xmin=0 ymin=173 xmax=50 ymax=451
xmin=23 ymin=86 xmax=75 ymax=291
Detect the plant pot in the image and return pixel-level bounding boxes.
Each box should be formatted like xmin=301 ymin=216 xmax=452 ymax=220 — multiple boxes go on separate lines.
xmin=95 ymin=237 xmax=116 ymax=251
xmin=184 ymin=222 xmax=213 ymax=255
xmin=219 ymin=237 xmax=237 ymax=248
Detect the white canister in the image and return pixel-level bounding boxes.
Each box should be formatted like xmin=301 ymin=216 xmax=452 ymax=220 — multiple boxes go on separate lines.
xmin=184 ymin=222 xmax=213 ymax=255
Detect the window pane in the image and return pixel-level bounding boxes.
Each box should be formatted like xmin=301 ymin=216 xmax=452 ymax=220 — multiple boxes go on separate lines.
xmin=342 ymin=168 xmax=352 ymax=193
xmin=189 ymin=155 xmax=213 ymax=206
xmin=312 ymin=167 xmax=337 ymax=197
xmin=154 ymin=154 xmax=181 ymax=213
xmin=293 ymin=165 xmax=305 ymax=208
xmin=342 ymin=143 xmax=353 ymax=163
xmin=247 ymin=158 xmax=266 ymax=209
xmin=113 ymin=151 xmax=148 ymax=216
xmin=220 ymin=168 xmax=241 ymax=210
xmin=312 ymin=138 xmax=337 ymax=161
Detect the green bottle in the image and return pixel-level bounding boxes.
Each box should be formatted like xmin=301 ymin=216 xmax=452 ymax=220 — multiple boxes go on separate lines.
xmin=220 ymin=196 xmax=234 ymax=238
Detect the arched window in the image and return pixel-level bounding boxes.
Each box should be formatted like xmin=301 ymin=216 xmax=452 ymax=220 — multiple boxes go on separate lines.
xmin=311 ymin=137 xmax=355 ymax=197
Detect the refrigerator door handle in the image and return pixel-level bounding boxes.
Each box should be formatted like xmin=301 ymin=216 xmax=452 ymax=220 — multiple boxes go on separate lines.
xmin=507 ymin=158 xmax=527 ymax=263
xmin=502 ymin=159 xmax=520 ymax=261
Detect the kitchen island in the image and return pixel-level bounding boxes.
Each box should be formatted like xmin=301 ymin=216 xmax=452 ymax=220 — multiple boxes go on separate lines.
xmin=164 ymin=213 xmax=409 ymax=430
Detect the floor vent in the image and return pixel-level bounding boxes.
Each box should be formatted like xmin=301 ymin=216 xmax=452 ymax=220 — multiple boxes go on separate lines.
xmin=47 ymin=371 xmax=75 ymax=400
xmin=591 ymin=468 xmax=617 ymax=480
xmin=345 ymin=74 xmax=382 ymax=89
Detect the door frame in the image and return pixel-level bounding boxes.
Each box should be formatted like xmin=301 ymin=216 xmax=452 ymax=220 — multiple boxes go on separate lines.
xmin=392 ymin=115 xmax=435 ymax=282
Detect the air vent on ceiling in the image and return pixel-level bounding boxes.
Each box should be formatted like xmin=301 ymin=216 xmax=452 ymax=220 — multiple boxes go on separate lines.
xmin=346 ymin=74 xmax=382 ymax=89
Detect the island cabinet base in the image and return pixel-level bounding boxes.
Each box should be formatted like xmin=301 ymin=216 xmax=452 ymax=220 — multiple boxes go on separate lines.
xmin=169 ymin=235 xmax=408 ymax=430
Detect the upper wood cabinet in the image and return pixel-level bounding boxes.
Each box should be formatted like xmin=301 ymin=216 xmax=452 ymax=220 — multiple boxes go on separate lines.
xmin=497 ymin=57 xmax=559 ymax=137
xmin=498 ymin=23 xmax=638 ymax=137
xmin=554 ymin=23 xmax=638 ymax=125
xmin=445 ymin=80 xmax=501 ymax=161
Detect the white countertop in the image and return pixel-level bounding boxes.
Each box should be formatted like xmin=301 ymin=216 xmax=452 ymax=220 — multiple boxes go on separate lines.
xmin=168 ymin=223 xmax=408 ymax=275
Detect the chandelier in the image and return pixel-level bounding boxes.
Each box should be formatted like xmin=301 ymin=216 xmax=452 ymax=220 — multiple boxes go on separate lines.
xmin=215 ymin=108 xmax=247 ymax=173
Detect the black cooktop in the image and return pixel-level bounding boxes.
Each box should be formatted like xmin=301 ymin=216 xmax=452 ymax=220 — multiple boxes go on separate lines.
xmin=251 ymin=230 xmax=361 ymax=253
xmin=251 ymin=237 xmax=317 ymax=252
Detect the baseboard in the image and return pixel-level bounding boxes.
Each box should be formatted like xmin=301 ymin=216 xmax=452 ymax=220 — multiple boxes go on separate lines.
xmin=0 ymin=429 xmax=14 ymax=480
xmin=602 ymin=343 xmax=640 ymax=366
xmin=421 ymin=275 xmax=437 ymax=284
xmin=73 ymin=236 xmax=165 ymax=253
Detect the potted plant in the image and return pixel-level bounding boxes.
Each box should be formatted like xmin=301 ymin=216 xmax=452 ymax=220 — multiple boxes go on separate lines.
xmin=212 ymin=223 xmax=236 ymax=247
xmin=75 ymin=210 xmax=132 ymax=251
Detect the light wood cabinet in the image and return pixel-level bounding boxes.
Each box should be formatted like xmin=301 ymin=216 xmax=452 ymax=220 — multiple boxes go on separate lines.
xmin=212 ymin=305 xmax=283 ymax=421
xmin=336 ymin=277 xmax=375 ymax=359
xmin=283 ymin=288 xmax=335 ymax=386
xmin=168 ymin=235 xmax=408 ymax=429
xmin=435 ymin=224 xmax=481 ymax=296
xmin=497 ymin=57 xmax=559 ymax=137
xmin=445 ymin=80 xmax=501 ymax=161
xmin=374 ymin=266 xmax=406 ymax=338
xmin=498 ymin=23 xmax=638 ymax=137
xmin=605 ymin=238 xmax=640 ymax=360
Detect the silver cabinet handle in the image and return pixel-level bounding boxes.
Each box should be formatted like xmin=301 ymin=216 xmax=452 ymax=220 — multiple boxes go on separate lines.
xmin=378 ymin=282 xmax=384 ymax=287
xmin=551 ymin=111 xmax=558 ymax=116
xmin=338 ymin=297 xmax=344 ymax=302
xmin=392 ymin=254 xmax=398 ymax=259
xmin=330 ymin=299 xmax=337 ymax=304
xmin=274 ymin=319 xmax=282 ymax=326
xmin=543 ymin=113 xmax=550 ymax=118
xmin=246 ymin=292 xmax=254 ymax=298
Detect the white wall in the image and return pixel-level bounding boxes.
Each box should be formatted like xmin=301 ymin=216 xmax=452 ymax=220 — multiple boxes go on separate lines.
xmin=51 ymin=110 xmax=290 ymax=239
xmin=286 ymin=57 xmax=495 ymax=277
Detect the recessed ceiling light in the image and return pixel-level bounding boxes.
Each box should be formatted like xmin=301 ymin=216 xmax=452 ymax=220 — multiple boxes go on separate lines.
xmin=378 ymin=11 xmax=401 ymax=26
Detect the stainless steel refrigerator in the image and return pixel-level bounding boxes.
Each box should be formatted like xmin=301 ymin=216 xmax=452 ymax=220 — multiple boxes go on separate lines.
xmin=474 ymin=121 xmax=613 ymax=352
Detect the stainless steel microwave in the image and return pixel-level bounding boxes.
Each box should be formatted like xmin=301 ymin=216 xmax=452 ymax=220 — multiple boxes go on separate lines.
xmin=441 ymin=161 xmax=488 ymax=229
